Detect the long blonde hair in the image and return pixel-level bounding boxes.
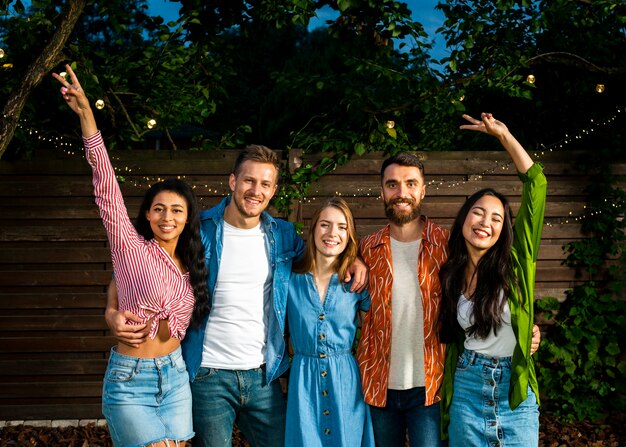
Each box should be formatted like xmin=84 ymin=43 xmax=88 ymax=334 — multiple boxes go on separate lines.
xmin=293 ymin=197 xmax=358 ymax=281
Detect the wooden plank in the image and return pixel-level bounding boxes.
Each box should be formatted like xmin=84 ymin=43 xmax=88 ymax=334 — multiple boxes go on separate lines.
xmin=0 ymin=316 xmax=108 ymax=331
xmin=0 ymin=293 xmax=106 ymax=309
xmin=0 ymin=382 xmax=102 ymax=399
xmin=535 ymin=288 xmax=569 ymax=302
xmin=0 ymin=248 xmax=112 ymax=264
xmin=0 ymin=225 xmax=107 ymax=242
xmin=0 ymin=336 xmax=115 ymax=353
xmin=0 ymin=359 xmax=107 ymax=376
xmin=307 ymin=176 xmax=590 ymax=197
xmin=0 ymin=271 xmax=112 ymax=286
xmin=0 ymin=178 xmax=232 ymax=197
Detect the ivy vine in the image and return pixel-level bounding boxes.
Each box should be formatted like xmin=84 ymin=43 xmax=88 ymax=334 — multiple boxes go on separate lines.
xmin=535 ymin=164 xmax=626 ymax=421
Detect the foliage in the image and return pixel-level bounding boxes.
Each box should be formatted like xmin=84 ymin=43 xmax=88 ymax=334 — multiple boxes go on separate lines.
xmin=437 ymin=0 xmax=626 ymax=150
xmin=535 ymin=162 xmax=626 ymax=421
xmin=0 ymin=0 xmax=220 ymax=155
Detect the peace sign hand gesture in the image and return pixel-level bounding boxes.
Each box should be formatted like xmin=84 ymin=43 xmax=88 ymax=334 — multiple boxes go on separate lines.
xmin=459 ymin=113 xmax=510 ymax=140
xmin=52 ymin=64 xmax=91 ymax=116
xmin=52 ymin=64 xmax=98 ymax=137
xmin=459 ymin=112 xmax=533 ymax=173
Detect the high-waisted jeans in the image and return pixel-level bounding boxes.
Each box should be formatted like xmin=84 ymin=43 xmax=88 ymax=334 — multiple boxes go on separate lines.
xmin=449 ymin=349 xmax=539 ymax=447
xmin=102 ymin=346 xmax=194 ymax=447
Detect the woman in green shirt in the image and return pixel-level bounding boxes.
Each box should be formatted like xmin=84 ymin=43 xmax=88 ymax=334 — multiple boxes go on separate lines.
xmin=439 ymin=113 xmax=547 ymax=446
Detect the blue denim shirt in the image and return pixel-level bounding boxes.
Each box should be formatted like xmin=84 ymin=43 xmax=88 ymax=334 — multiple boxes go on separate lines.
xmin=181 ymin=197 xmax=305 ymax=384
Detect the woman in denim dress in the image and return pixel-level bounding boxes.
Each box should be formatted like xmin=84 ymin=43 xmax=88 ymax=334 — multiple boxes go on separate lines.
xmin=439 ymin=113 xmax=547 ymax=447
xmin=285 ymin=197 xmax=374 ymax=446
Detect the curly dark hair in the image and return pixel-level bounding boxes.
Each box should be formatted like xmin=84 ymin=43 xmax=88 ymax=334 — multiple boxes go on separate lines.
xmin=135 ymin=178 xmax=210 ymax=327
xmin=438 ymin=188 xmax=516 ymax=343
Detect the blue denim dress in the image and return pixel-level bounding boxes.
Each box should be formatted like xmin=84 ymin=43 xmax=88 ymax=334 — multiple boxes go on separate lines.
xmin=285 ymin=272 xmax=374 ymax=447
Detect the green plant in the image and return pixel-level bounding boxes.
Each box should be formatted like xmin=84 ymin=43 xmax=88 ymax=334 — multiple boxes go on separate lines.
xmin=535 ymin=167 xmax=626 ymax=421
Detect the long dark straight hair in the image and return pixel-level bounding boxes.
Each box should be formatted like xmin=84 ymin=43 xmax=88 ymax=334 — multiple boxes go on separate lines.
xmin=135 ymin=178 xmax=210 ymax=327
xmin=439 ymin=188 xmax=516 ymax=342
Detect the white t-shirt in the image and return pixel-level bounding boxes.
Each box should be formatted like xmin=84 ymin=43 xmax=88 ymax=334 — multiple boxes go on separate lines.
xmin=388 ymin=238 xmax=426 ymax=389
xmin=457 ymin=292 xmax=517 ymax=357
xmin=201 ymin=221 xmax=271 ymax=369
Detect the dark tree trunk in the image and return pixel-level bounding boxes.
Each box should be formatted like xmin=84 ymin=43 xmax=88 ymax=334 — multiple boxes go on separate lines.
xmin=0 ymin=0 xmax=86 ymax=159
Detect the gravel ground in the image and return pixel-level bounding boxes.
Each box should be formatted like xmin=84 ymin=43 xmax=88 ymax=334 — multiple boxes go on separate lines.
xmin=1 ymin=413 xmax=625 ymax=446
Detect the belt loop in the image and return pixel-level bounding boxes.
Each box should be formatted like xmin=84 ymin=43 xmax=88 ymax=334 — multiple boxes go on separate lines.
xmin=134 ymin=357 xmax=141 ymax=374
xmin=169 ymin=350 xmax=177 ymax=367
xmin=468 ymin=349 xmax=477 ymax=366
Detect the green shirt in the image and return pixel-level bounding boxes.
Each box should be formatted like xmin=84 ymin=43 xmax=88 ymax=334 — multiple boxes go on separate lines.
xmin=441 ymin=162 xmax=548 ymax=438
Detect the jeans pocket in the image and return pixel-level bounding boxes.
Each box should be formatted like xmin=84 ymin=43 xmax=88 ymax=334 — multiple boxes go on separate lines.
xmin=193 ymin=367 xmax=218 ymax=382
xmin=104 ymin=363 xmax=136 ymax=383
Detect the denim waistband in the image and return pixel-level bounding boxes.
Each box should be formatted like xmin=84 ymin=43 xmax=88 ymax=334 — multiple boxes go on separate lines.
xmin=109 ymin=345 xmax=183 ymax=369
xmin=461 ymin=349 xmax=512 ymax=368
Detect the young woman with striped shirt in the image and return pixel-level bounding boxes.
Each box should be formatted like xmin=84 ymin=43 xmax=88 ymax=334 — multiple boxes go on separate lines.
xmin=53 ymin=64 xmax=209 ymax=447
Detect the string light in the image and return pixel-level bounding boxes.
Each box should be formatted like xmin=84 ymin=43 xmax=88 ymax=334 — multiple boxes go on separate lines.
xmin=6 ymin=102 xmax=624 ymax=222
xmin=595 ymin=84 xmax=605 ymax=93
xmin=59 ymin=71 xmax=68 ymax=80
xmin=147 ymin=119 xmax=157 ymax=129
xmin=95 ymin=99 xmax=105 ymax=110
xmin=2 ymin=63 xmax=13 ymax=69
xmin=526 ymin=74 xmax=536 ymax=84
xmin=386 ymin=120 xmax=395 ymax=129
xmin=0 ymin=48 xmax=5 ymax=58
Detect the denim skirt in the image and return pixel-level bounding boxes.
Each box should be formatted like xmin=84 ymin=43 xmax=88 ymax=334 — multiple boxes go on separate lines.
xmin=102 ymin=346 xmax=194 ymax=447
xmin=449 ymin=349 xmax=539 ymax=447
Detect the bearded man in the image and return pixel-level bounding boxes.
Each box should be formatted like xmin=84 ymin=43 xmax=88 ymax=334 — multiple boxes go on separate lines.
xmin=357 ymin=152 xmax=449 ymax=447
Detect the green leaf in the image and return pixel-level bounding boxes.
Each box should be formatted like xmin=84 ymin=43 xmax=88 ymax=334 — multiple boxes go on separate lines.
xmin=606 ymin=342 xmax=620 ymax=356
xmin=354 ymin=142 xmax=366 ymax=156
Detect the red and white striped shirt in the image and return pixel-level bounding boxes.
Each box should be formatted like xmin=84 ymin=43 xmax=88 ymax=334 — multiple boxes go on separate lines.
xmin=84 ymin=132 xmax=195 ymax=340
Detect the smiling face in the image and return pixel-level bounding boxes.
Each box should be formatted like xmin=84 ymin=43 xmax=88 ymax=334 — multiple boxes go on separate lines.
xmin=462 ymin=194 xmax=505 ymax=256
xmin=381 ymin=163 xmax=426 ymax=225
xmin=145 ymin=190 xmax=189 ymax=247
xmin=227 ymin=160 xmax=278 ymax=227
xmin=314 ymin=206 xmax=349 ymax=261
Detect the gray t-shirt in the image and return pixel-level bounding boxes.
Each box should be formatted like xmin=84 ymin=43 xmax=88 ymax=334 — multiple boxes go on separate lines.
xmin=388 ymin=237 xmax=426 ymax=389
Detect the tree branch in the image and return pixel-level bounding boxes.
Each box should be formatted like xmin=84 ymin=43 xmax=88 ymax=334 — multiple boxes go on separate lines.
xmin=0 ymin=0 xmax=87 ymax=159
xmin=528 ymin=52 xmax=626 ymax=76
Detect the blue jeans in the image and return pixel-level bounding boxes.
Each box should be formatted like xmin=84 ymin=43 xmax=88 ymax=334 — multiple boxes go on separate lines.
xmin=102 ymin=346 xmax=194 ymax=447
xmin=190 ymin=367 xmax=286 ymax=447
xmin=369 ymin=387 xmax=443 ymax=447
xmin=449 ymin=349 xmax=539 ymax=447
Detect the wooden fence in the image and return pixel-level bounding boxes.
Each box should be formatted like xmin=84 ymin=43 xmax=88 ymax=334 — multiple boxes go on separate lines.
xmin=0 ymin=146 xmax=621 ymax=420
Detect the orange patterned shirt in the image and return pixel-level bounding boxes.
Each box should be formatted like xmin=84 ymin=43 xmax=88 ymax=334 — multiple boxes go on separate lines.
xmin=357 ymin=217 xmax=449 ymax=407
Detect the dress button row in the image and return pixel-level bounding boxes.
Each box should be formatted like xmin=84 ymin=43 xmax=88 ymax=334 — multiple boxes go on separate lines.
xmin=319 ymin=314 xmax=326 ymax=320
xmin=323 ymin=409 xmax=330 ymax=416
xmin=319 ymin=353 xmax=326 ymax=358
xmin=324 ymin=428 xmax=331 ymax=435
xmin=322 ymin=390 xmax=328 ymax=396
xmin=321 ymin=371 xmax=327 ymax=377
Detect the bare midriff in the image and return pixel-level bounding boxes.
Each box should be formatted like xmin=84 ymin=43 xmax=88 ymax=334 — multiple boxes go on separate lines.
xmin=116 ymin=318 xmax=181 ymax=358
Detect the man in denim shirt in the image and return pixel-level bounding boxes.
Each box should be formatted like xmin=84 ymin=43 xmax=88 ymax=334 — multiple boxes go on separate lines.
xmin=106 ymin=145 xmax=366 ymax=447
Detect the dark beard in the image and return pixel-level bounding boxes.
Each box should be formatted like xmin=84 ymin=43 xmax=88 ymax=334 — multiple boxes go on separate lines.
xmin=384 ymin=198 xmax=421 ymax=225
